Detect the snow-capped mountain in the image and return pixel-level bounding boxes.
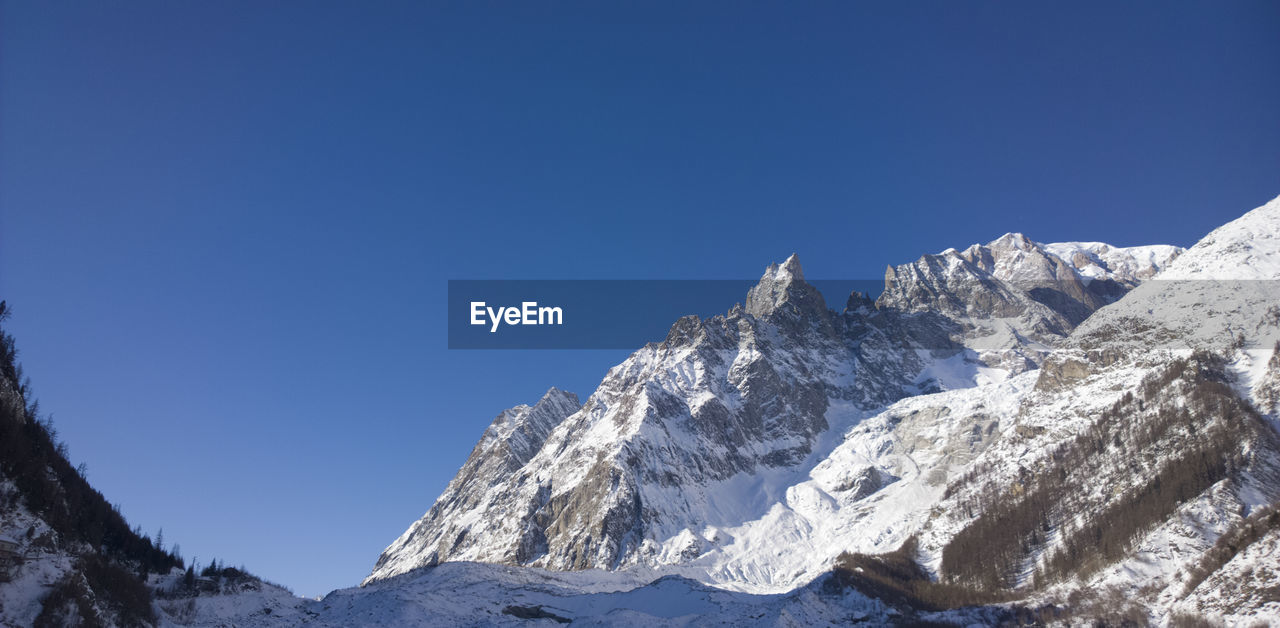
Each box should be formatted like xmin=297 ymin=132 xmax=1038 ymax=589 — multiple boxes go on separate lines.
xmin=154 ymin=195 xmax=1280 ymax=625
xmin=11 ymin=196 xmax=1280 ymax=626
xmin=367 ymin=233 xmax=1187 ymax=591
xmin=353 ymin=197 xmax=1280 ymax=623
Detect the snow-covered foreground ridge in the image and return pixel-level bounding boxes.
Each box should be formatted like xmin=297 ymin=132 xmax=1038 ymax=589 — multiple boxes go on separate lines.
xmin=162 ymin=561 xmax=941 ymax=627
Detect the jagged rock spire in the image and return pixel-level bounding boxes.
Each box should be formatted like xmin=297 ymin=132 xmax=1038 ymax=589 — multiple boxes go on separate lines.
xmin=744 ymin=254 xmax=827 ymax=320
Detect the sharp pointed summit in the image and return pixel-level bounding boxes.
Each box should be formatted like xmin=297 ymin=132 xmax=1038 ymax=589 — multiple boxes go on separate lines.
xmin=744 ymin=254 xmax=827 ymax=320
xmin=778 ymin=252 xmax=804 ymax=280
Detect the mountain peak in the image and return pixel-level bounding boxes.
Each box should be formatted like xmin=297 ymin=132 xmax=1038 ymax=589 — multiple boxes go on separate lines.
xmin=988 ymin=232 xmax=1037 ymax=251
xmin=745 ymin=254 xmax=826 ymax=319
xmin=539 ymin=387 xmax=579 ymax=406
xmin=485 ymin=388 xmax=581 ymax=448
xmin=778 ymin=253 xmax=804 ymax=280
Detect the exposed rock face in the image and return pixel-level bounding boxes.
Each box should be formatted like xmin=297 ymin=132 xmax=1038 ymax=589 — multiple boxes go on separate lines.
xmin=368 ymin=233 xmax=1183 ymax=587
xmin=485 ymin=388 xmax=582 ymax=468
xmin=1033 ymin=356 xmax=1092 ymax=391
xmin=744 ymin=253 xmax=827 ymax=322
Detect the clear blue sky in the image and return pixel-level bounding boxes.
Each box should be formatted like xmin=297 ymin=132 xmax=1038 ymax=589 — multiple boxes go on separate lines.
xmin=1 ymin=1 xmax=1277 ymax=597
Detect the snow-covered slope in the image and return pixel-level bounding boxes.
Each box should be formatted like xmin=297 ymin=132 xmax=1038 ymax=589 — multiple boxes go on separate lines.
xmin=669 ymin=371 xmax=1039 ymax=593
xmin=1172 ymin=506 xmax=1280 ymax=623
xmin=908 ymin=195 xmax=1280 ymax=621
xmin=0 ymin=482 xmax=80 ymax=627
xmin=1043 ymin=195 xmax=1280 ymax=387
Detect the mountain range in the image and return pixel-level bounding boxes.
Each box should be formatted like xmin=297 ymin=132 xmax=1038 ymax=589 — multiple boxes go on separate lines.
xmin=1 ymin=195 xmax=1278 ymax=626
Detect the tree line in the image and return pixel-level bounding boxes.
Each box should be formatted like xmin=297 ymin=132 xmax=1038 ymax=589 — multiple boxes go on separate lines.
xmin=940 ymin=351 xmax=1273 ymax=591
xmin=0 ymin=302 xmax=183 ymax=626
